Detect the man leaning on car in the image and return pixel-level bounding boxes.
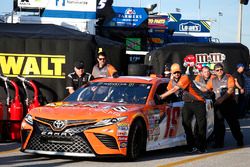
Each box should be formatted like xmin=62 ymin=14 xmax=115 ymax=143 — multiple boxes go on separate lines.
xmin=206 ymin=63 xmax=244 ymax=148
xmin=159 ymin=63 xmax=207 ymax=154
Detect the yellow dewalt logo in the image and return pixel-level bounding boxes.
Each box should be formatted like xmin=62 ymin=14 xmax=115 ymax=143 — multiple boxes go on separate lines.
xmin=0 ymin=53 xmax=66 ymax=79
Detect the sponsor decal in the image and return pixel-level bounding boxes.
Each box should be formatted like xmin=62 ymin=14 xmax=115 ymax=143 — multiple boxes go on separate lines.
xmin=117 ymin=131 xmax=128 ymax=136
xmin=118 ymin=136 xmax=128 ymax=141
xmin=120 ymin=142 xmax=127 ymax=148
xmin=0 ymin=53 xmax=65 ymax=78
xmin=179 ymin=21 xmax=201 ymax=32
xmin=117 ymin=123 xmax=129 ymax=136
xmin=112 ymin=106 xmax=128 ymax=112
xmin=153 ymin=127 xmax=160 ymax=135
xmin=117 ymin=123 xmax=129 ymax=130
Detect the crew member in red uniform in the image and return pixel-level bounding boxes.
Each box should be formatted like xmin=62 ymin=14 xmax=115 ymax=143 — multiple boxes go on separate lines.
xmin=206 ymin=63 xmax=244 ymax=148
xmin=92 ymin=51 xmax=118 ymax=78
xmin=160 ymin=63 xmax=207 ymax=153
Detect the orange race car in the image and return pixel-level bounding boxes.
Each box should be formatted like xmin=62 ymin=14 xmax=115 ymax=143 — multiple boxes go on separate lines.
xmin=20 ymin=76 xmax=214 ymax=160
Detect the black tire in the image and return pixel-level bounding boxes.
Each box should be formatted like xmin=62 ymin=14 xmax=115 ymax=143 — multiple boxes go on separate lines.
xmin=126 ymin=120 xmax=146 ymax=161
xmin=127 ymin=64 xmax=149 ymax=76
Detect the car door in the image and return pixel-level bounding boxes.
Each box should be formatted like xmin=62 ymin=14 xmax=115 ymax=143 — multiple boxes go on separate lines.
xmin=146 ymin=82 xmax=185 ymax=151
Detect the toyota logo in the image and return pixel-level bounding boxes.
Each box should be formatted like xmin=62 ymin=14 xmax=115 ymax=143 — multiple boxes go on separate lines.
xmin=53 ymin=120 xmax=65 ymax=129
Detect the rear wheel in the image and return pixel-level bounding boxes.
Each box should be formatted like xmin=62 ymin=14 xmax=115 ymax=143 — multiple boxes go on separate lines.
xmin=126 ymin=120 xmax=146 ymax=161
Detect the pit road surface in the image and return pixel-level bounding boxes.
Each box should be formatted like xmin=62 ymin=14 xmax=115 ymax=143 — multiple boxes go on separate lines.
xmin=1 ymin=118 xmax=250 ymax=167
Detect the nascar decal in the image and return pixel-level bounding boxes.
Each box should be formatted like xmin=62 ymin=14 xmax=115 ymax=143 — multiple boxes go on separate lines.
xmin=112 ymin=106 xmax=128 ymax=112
xmin=0 ymin=53 xmax=65 ymax=78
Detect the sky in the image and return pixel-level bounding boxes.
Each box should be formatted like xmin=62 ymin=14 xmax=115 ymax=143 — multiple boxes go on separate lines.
xmin=0 ymin=0 xmax=250 ymax=50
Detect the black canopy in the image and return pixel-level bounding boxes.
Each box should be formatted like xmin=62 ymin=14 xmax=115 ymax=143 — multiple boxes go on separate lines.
xmin=0 ymin=23 xmax=125 ymax=104
xmin=145 ymin=43 xmax=250 ymax=75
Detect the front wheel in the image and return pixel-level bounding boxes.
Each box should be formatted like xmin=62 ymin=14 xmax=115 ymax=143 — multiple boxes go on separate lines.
xmin=126 ymin=120 xmax=145 ymax=161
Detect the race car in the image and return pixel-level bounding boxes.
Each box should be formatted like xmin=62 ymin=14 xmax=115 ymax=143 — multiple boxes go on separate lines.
xmin=20 ymin=76 xmax=214 ymax=160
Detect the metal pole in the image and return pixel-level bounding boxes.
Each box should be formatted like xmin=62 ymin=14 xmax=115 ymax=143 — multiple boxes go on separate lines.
xmin=11 ymin=10 xmax=14 ymax=23
xmin=198 ymin=0 xmax=201 ymax=19
xmin=159 ymin=0 xmax=161 ymax=14
xmin=237 ymin=2 xmax=243 ymax=42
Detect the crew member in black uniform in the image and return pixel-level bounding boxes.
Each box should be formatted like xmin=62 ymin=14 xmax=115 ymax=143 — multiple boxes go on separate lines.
xmin=66 ymin=61 xmax=93 ymax=94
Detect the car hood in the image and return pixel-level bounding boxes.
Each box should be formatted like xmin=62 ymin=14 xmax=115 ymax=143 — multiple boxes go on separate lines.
xmin=29 ymin=102 xmax=144 ymax=120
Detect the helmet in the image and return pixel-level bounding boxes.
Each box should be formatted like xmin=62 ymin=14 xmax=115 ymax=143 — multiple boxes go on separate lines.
xmin=171 ymin=63 xmax=181 ymax=73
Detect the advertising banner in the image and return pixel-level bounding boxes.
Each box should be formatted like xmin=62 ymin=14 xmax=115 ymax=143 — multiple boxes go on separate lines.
xmin=148 ymin=15 xmax=169 ymax=29
xmin=41 ymin=0 xmax=96 ymax=19
xmin=168 ymin=20 xmax=211 ymax=37
xmin=104 ymin=6 xmax=148 ymax=27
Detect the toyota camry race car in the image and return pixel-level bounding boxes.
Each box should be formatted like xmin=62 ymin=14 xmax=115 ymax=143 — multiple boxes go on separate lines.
xmin=20 ymin=76 xmax=214 ymax=160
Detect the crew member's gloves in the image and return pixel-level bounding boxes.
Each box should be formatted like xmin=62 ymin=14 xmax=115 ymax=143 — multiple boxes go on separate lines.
xmin=214 ymin=92 xmax=230 ymax=105
xmin=112 ymin=72 xmax=119 ymax=78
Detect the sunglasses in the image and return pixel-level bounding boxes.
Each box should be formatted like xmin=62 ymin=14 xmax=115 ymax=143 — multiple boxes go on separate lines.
xmin=173 ymin=71 xmax=181 ymax=74
xmin=98 ymin=58 xmax=106 ymax=61
xmin=215 ymin=68 xmax=223 ymax=72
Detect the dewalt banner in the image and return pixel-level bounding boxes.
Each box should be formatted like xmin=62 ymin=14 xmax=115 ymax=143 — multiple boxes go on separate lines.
xmin=0 ymin=53 xmax=65 ymax=78
xmin=0 ymin=23 xmax=125 ymax=105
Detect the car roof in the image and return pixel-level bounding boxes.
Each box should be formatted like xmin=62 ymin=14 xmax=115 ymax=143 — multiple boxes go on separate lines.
xmin=91 ymin=76 xmax=165 ymax=84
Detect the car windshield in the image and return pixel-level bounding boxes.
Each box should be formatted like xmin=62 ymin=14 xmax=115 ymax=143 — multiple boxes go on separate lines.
xmin=64 ymin=82 xmax=152 ymax=104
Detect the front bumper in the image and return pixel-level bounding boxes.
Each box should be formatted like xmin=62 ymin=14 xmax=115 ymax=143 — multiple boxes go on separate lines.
xmin=21 ymin=119 xmax=128 ymax=157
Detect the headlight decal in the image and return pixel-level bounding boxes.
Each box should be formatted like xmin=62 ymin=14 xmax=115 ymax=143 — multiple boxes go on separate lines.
xmin=93 ymin=116 xmax=127 ymax=128
xmin=24 ymin=114 xmax=33 ymax=125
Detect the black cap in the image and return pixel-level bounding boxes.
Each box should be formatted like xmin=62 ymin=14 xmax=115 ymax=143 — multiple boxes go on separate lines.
xmin=214 ymin=63 xmax=224 ymax=69
xmin=74 ymin=61 xmax=84 ymax=69
xmin=236 ymin=63 xmax=244 ymax=69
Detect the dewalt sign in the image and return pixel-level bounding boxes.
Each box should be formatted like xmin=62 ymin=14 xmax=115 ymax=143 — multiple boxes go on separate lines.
xmin=0 ymin=53 xmax=66 ymax=78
